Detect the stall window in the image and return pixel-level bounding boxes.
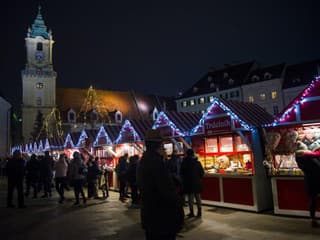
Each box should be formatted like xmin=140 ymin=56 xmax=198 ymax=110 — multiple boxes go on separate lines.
xmin=205 ymin=137 xmax=218 ymax=153
xmin=235 ymin=136 xmax=249 ymax=151
xmin=219 ymin=136 xmax=233 ymax=152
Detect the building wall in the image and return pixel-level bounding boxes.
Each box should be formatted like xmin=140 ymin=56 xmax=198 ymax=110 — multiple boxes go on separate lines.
xmin=241 ymin=78 xmax=284 ymax=116
xmin=176 ymin=87 xmax=242 ymax=113
xmin=0 ymin=97 xmax=11 ymax=156
xmin=283 ymin=85 xmax=307 ymax=106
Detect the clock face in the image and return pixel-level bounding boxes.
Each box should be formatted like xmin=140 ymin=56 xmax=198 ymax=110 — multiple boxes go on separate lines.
xmin=35 ymin=51 xmax=44 ymax=61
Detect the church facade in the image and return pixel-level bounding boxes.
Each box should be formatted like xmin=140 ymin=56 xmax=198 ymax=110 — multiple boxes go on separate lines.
xmin=22 ymin=7 xmax=175 ymax=141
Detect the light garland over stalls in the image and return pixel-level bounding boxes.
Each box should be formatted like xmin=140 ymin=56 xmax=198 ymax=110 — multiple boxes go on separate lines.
xmin=191 ymin=97 xmax=251 ymax=135
xmin=38 ymin=140 xmax=44 ymax=152
xmin=269 ymin=76 xmax=320 ymax=126
xmin=152 ymin=111 xmax=185 ymax=136
xmin=115 ymin=119 xmax=142 ymax=144
xmin=36 ymin=107 xmax=64 ymax=141
xmin=33 ymin=142 xmax=38 ymax=153
xmin=64 ymin=133 xmax=75 ymax=149
xmin=76 ymin=129 xmax=89 ymax=148
xmin=93 ymin=125 xmax=112 ymax=146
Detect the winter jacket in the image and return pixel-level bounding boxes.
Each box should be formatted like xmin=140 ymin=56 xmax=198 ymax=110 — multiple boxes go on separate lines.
xmin=180 ymin=156 xmax=204 ymax=194
xmin=54 ymin=159 xmax=68 ymax=178
xmin=69 ymin=157 xmax=86 ymax=180
xmin=137 ymin=150 xmax=184 ymax=235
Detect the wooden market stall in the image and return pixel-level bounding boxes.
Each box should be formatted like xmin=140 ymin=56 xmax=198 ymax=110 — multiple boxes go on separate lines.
xmin=190 ymin=97 xmax=273 ymax=212
xmin=152 ymin=111 xmax=201 ymax=156
xmin=264 ymin=76 xmax=320 ymax=217
xmin=63 ymin=132 xmax=81 ymax=159
xmin=93 ymin=124 xmax=122 ymax=189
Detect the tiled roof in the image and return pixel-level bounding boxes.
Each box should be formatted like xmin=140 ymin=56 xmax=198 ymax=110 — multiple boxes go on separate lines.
xmin=129 ymin=119 xmax=154 ymax=139
xmin=245 ymin=63 xmax=285 ymax=84
xmin=179 ymin=61 xmax=255 ymax=98
xmin=282 ymin=59 xmax=320 ymax=89
xmin=218 ymin=98 xmax=274 ymax=127
xmin=56 ymin=88 xmax=175 ymax=123
xmin=161 ymin=111 xmax=202 ymax=133
xmin=104 ymin=124 xmax=122 ymax=142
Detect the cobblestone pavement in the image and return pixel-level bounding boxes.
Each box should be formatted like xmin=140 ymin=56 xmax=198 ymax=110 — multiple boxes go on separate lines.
xmin=0 ymin=177 xmax=319 ymax=240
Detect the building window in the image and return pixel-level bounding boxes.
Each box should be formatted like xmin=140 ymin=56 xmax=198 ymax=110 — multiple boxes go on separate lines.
xmin=210 ymin=83 xmax=215 ymax=88
xmin=181 ymin=101 xmax=187 ymax=108
xmin=208 ymin=96 xmax=214 ymax=102
xmin=248 ymin=96 xmax=254 ymax=103
xmin=37 ymin=42 xmax=43 ymax=51
xmin=91 ymin=111 xmax=98 ymax=121
xmin=223 ymin=72 xmax=229 ymax=79
xmin=271 ymin=91 xmax=277 ymax=99
xmin=228 ymin=78 xmax=234 ymax=85
xmin=190 ymin=99 xmax=195 ymax=106
xmin=264 ymin=72 xmax=272 ymax=79
xmin=235 ymin=90 xmax=239 ymax=97
xmin=273 ymin=105 xmax=279 ymax=115
xmin=36 ymin=97 xmax=42 ymax=106
xmin=68 ymin=110 xmax=76 ymax=123
xmin=207 ymin=76 xmax=213 ymax=82
xmin=115 ymin=110 xmax=123 ymax=123
xmin=198 ymin=97 xmax=205 ymax=104
xmin=251 ymin=75 xmax=260 ymax=82
xmin=200 ymin=110 xmax=205 ymax=114
xmin=36 ymin=82 xmax=44 ymax=89
xmin=193 ymin=87 xmax=198 ymax=93
xmin=224 ymin=92 xmax=229 ymax=99
xmin=260 ymin=93 xmax=266 ymax=100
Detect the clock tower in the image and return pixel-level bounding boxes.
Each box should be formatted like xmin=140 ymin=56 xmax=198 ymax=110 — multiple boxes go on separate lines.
xmin=22 ymin=6 xmax=57 ymax=140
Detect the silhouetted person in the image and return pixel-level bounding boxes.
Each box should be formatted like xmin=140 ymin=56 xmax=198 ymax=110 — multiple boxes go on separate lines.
xmin=6 ymin=150 xmax=26 ymax=208
xmin=137 ymin=129 xmax=184 ymax=240
xmin=295 ymin=141 xmax=320 ymax=228
xmin=100 ymin=160 xmax=110 ymax=199
xmin=25 ymin=154 xmax=40 ymax=198
xmin=127 ymin=155 xmax=140 ymax=207
xmin=69 ymin=151 xmax=87 ymax=205
xmin=180 ymin=149 xmax=204 ymax=217
xmin=40 ymin=151 xmax=54 ymax=198
xmin=116 ymin=153 xmax=128 ymax=201
xmin=87 ymin=156 xmax=101 ymax=199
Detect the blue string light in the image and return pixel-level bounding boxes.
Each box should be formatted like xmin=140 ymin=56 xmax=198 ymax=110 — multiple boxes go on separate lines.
xmin=115 ymin=119 xmax=141 ymax=144
xmin=93 ymin=125 xmax=112 ymax=146
xmin=152 ymin=111 xmax=185 ymax=136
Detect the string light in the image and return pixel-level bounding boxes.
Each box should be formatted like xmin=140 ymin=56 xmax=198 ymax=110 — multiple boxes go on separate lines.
xmin=152 ymin=111 xmax=185 ymax=136
xmin=93 ymin=125 xmax=112 ymax=146
xmin=115 ymin=119 xmax=141 ymax=144
xmin=191 ymin=97 xmax=251 ymax=135
xmin=64 ymin=133 xmax=75 ymax=149
xmin=268 ymin=76 xmax=320 ymax=126
xmin=76 ymin=129 xmax=88 ymax=148
xmin=36 ymin=107 xmax=64 ymax=140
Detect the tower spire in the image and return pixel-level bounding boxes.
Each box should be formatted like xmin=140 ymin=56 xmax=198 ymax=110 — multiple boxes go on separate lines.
xmin=29 ymin=4 xmax=49 ymax=39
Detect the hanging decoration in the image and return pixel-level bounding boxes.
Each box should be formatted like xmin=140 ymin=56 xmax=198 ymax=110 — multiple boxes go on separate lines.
xmin=36 ymin=107 xmax=63 ymax=140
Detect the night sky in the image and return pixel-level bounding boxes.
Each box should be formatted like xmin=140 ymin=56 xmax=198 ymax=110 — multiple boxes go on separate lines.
xmin=1 ymin=0 xmax=320 ymax=109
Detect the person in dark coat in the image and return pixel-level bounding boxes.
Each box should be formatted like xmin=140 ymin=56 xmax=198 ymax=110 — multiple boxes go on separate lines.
xmin=25 ymin=154 xmax=40 ymax=198
xmin=87 ymin=156 xmax=102 ymax=199
xmin=180 ymin=148 xmax=204 ymax=217
xmin=295 ymin=141 xmax=320 ymax=228
xmin=6 ymin=150 xmax=26 ymax=208
xmin=127 ymin=155 xmax=140 ymax=207
xmin=137 ymin=129 xmax=184 ymax=240
xmin=115 ymin=153 xmax=128 ymax=201
xmin=40 ymin=151 xmax=54 ymax=198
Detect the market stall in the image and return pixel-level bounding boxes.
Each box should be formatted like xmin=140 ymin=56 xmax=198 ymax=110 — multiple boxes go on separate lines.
xmin=264 ymin=76 xmax=320 ymax=217
xmin=63 ymin=132 xmax=81 ymax=159
xmin=190 ymin=97 xmax=273 ymax=211
xmin=152 ymin=111 xmax=201 ymax=156
xmin=114 ymin=119 xmax=152 ymax=189
xmin=76 ymin=129 xmax=98 ymax=162
xmin=93 ymin=124 xmax=122 ymax=189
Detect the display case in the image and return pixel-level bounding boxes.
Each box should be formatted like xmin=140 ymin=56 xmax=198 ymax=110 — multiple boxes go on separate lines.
xmin=263 ymin=124 xmax=320 ymax=176
xmin=198 ymin=133 xmax=253 ymax=175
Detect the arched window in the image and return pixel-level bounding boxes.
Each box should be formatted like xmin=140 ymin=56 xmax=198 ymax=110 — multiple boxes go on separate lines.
xmin=37 ymin=42 xmax=43 ymax=51
xmin=91 ymin=110 xmax=98 ymax=121
xmin=36 ymin=97 xmax=42 ymax=106
xmin=115 ymin=110 xmax=122 ymax=124
xmin=68 ymin=109 xmax=76 ymax=123
xmin=152 ymin=107 xmax=159 ymax=121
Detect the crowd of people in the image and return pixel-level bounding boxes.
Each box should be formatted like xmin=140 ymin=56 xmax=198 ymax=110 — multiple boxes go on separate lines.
xmin=4 ymin=130 xmax=207 ymax=240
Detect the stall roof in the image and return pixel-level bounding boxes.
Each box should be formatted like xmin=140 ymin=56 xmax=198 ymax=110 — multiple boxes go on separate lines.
xmin=191 ymin=97 xmax=273 ymax=134
xmin=270 ymin=76 xmax=320 ymax=126
xmin=128 ymin=119 xmax=153 ymax=140
xmin=104 ymin=124 xmax=122 ymax=142
xmin=153 ymin=111 xmax=202 ymax=136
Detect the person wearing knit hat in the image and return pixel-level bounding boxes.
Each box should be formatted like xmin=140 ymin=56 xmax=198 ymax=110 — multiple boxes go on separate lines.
xmin=295 ymin=140 xmax=320 ymax=228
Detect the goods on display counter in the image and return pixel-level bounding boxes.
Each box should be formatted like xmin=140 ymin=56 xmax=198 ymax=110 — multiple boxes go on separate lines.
xmin=264 ymin=76 xmax=320 ymax=217
xmin=190 ymin=97 xmax=273 ymax=211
